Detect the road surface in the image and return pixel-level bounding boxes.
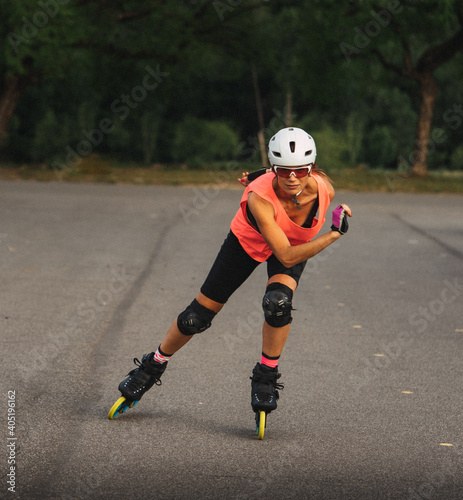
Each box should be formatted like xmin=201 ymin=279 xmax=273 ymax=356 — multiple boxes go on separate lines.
xmin=1 ymin=180 xmax=462 ymax=499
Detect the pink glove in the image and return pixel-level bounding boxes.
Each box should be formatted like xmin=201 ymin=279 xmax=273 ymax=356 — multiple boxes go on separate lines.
xmin=331 ymin=205 xmax=349 ymax=234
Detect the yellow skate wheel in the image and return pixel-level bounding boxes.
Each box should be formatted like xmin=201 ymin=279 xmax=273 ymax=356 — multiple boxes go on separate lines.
xmin=257 ymin=411 xmax=266 ymax=440
xmin=108 ymin=396 xmax=128 ymax=420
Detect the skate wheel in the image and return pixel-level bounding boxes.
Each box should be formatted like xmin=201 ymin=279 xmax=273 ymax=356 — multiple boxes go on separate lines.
xmin=108 ymin=396 xmax=130 ymax=419
xmin=256 ymin=411 xmax=266 ymax=440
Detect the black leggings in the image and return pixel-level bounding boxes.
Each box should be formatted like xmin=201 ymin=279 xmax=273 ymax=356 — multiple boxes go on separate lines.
xmin=200 ymin=231 xmax=307 ymax=304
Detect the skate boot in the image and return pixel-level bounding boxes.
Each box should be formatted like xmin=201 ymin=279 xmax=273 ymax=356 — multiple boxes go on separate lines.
xmin=108 ymin=353 xmax=167 ymax=419
xmin=250 ymin=363 xmax=284 ymax=414
xmin=118 ymin=352 xmax=167 ymax=401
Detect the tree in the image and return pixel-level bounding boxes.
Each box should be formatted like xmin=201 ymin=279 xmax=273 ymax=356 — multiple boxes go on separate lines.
xmin=0 ymin=0 xmax=271 ymax=156
xmin=337 ymin=0 xmax=463 ymax=176
xmin=0 ymin=1 xmax=79 ymax=148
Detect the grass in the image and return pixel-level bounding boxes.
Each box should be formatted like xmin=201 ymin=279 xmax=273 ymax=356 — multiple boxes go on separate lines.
xmin=330 ymin=167 xmax=463 ymax=194
xmin=1 ymin=156 xmax=463 ymax=194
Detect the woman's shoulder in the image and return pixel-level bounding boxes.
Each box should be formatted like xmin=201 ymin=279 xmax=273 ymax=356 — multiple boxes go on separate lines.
xmin=247 ymin=172 xmax=276 ymax=196
xmin=313 ymin=171 xmax=335 ymax=201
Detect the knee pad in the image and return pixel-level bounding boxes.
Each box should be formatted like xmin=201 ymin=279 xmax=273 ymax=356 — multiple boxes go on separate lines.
xmin=262 ymin=283 xmax=293 ymax=328
xmin=177 ymin=299 xmax=216 ymax=336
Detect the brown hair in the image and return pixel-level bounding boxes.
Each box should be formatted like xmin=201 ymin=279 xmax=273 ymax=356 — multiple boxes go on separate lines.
xmin=312 ymin=162 xmax=333 ymax=183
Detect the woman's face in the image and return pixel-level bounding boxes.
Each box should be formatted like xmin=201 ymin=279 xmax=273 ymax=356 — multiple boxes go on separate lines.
xmin=274 ymin=166 xmax=311 ymax=197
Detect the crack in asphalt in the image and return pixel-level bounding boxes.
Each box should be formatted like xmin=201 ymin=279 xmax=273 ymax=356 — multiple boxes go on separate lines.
xmin=391 ymin=213 xmax=463 ymax=261
xmin=30 ymin=214 xmax=183 ymax=498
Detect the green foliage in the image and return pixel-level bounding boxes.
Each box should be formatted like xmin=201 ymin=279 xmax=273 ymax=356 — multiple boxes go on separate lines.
xmin=450 ymin=145 xmax=463 ymax=170
xmin=172 ymin=116 xmax=240 ymax=167
xmin=105 ymin=119 xmax=132 ymax=155
xmin=361 ymin=125 xmax=396 ymax=168
xmin=31 ymin=110 xmax=66 ymax=162
xmin=298 ymin=109 xmax=367 ymax=170
xmin=311 ymin=125 xmax=354 ymax=171
xmin=1 ymin=0 xmax=79 ymax=77
xmin=140 ymin=111 xmax=162 ymax=165
xmin=0 ymin=0 xmax=462 ymax=174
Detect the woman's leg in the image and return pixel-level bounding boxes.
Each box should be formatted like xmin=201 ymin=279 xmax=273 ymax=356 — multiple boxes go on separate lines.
xmin=159 ymin=231 xmax=260 ymax=356
xmin=116 ymin=229 xmax=259 ymax=404
xmin=261 ymin=274 xmax=297 ymax=358
xmin=251 ymin=273 xmax=297 ymax=413
xmin=159 ymin=292 xmax=224 ymax=355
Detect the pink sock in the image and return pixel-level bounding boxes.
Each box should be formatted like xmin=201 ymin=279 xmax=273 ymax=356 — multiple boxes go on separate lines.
xmin=153 ymin=346 xmax=172 ymax=364
xmin=261 ymin=352 xmax=279 ymax=369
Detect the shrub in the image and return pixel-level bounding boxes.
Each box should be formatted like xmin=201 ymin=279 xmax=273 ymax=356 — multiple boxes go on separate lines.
xmin=31 ymin=110 xmax=73 ymax=163
xmin=172 ymin=116 xmax=240 ymax=167
xmin=449 ymin=144 xmax=463 ymax=170
xmin=362 ymin=125 xmax=397 ymax=168
xmin=298 ymin=118 xmax=355 ymax=171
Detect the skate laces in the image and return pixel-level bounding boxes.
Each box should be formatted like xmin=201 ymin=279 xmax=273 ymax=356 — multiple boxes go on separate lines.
xmin=126 ymin=357 xmax=163 ymax=387
xmin=251 ymin=370 xmax=284 ymax=400
xmin=252 ymin=369 xmax=284 ymax=387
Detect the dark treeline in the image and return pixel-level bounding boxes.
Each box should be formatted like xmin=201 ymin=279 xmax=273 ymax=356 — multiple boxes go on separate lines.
xmin=1 ymin=0 xmax=462 ymax=175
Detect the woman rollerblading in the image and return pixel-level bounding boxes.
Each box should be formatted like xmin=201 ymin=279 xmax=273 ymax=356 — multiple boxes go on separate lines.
xmin=109 ymin=127 xmax=352 ymax=438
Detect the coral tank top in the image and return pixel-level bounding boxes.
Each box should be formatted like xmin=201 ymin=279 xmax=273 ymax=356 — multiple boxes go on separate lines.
xmin=230 ymin=172 xmax=330 ymax=262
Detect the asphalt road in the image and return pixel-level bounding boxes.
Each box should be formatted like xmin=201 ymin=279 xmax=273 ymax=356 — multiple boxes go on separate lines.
xmin=1 ymin=180 xmax=463 ymax=500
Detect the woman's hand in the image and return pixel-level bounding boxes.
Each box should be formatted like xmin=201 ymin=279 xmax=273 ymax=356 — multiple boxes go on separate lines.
xmin=238 ymin=172 xmax=250 ymax=187
xmin=238 ymin=168 xmax=271 ymax=187
xmin=331 ymin=204 xmax=352 ymax=234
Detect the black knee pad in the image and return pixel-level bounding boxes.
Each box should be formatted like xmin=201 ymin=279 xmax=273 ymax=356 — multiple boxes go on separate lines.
xmin=177 ymin=299 xmax=216 ymax=336
xmin=262 ymin=283 xmax=293 ymax=328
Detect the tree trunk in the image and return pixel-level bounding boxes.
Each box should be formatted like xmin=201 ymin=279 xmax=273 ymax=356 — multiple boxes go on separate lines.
xmin=409 ymin=72 xmax=438 ymax=176
xmin=285 ymin=89 xmax=293 ymax=126
xmin=0 ymin=75 xmax=26 ymax=148
xmin=251 ymin=63 xmax=268 ymax=167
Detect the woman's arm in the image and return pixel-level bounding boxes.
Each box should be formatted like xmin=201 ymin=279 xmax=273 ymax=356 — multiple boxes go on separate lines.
xmin=247 ymin=192 xmax=351 ymax=268
xmin=238 ymin=168 xmax=271 ymax=187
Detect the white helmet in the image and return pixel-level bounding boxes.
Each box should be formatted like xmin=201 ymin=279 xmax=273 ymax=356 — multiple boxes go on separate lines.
xmin=268 ymin=127 xmax=317 ymax=167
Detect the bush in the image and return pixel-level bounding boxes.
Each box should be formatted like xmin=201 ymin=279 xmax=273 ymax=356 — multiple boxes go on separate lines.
xmin=31 ymin=110 xmax=73 ymax=163
xmin=449 ymin=145 xmax=463 ymax=170
xmin=362 ymin=125 xmax=397 ymax=168
xmin=172 ymin=116 xmax=240 ymax=167
xmin=298 ymin=118 xmax=355 ymax=171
